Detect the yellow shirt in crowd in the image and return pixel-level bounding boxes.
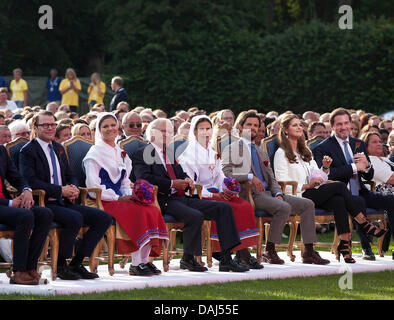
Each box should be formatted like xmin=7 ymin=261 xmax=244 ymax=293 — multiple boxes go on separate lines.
xmin=59 ymin=78 xmax=81 ymax=106
xmin=10 ymin=79 xmax=28 ymax=101
xmin=87 ymin=81 xmax=106 ymax=104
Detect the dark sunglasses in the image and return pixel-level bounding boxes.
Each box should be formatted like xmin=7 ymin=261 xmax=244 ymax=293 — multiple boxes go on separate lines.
xmin=127 ymin=123 xmax=142 ymax=128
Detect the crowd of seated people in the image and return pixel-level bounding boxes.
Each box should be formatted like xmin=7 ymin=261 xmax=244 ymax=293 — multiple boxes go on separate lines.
xmin=0 ymin=71 xmax=393 ymax=285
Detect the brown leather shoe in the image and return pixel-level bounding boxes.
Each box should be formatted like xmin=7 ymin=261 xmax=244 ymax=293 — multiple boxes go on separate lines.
xmin=262 ymin=250 xmax=285 ymax=264
xmin=302 ymin=250 xmax=330 ymax=265
xmin=27 ymin=269 xmax=48 ymax=284
xmin=10 ymin=271 xmax=39 ymax=285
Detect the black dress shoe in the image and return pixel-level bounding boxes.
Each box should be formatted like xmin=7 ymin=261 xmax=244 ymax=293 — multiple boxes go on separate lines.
xmin=70 ymin=263 xmax=99 ymax=279
xmin=392 ymin=250 xmax=394 ymax=260
xmin=234 ymin=256 xmax=264 ymax=269
xmin=145 ymin=262 xmax=162 ymax=275
xmin=57 ymin=265 xmax=82 ymax=280
xmin=219 ymin=259 xmax=249 ymax=272
xmin=129 ymin=263 xmax=153 ymax=276
xmin=362 ymin=247 xmax=376 ymax=261
xmin=180 ymin=257 xmax=208 ymax=272
xmin=129 ymin=263 xmax=154 ymax=276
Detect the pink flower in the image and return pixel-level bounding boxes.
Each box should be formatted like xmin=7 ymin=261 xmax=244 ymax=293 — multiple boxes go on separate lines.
xmin=354 ymin=141 xmax=361 ymax=152
xmin=121 ymin=150 xmax=127 ymax=162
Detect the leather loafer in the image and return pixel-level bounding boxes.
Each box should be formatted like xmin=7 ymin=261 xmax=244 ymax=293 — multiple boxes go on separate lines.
xmin=302 ymin=250 xmax=330 ymax=265
xmin=180 ymin=257 xmax=208 ymax=272
xmin=262 ymin=250 xmax=285 ymax=264
xmin=57 ymin=265 xmax=82 ymax=280
xmin=27 ymin=269 xmax=48 ymax=285
xmin=392 ymin=250 xmax=394 ymax=260
xmin=145 ymin=262 xmax=162 ymax=275
xmin=234 ymin=256 xmax=264 ymax=269
xmin=70 ymin=263 xmax=99 ymax=279
xmin=10 ymin=271 xmax=38 ymax=285
xmin=362 ymin=248 xmax=376 ymax=261
xmin=129 ymin=263 xmax=154 ymax=276
xmin=219 ymin=259 xmax=249 ymax=272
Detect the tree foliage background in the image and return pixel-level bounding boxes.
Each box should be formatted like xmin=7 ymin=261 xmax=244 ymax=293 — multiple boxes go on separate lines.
xmin=0 ymin=0 xmax=393 ymax=115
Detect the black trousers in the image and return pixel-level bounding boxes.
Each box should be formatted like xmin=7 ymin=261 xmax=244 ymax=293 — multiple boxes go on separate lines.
xmin=302 ymin=182 xmax=363 ymax=235
xmin=0 ymin=205 xmax=53 ymax=272
xmin=159 ymin=196 xmax=241 ymax=256
xmin=47 ymin=202 xmax=112 ymax=261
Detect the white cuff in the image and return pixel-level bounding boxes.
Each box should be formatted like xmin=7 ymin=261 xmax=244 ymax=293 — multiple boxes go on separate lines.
xmin=351 ymin=163 xmax=357 ymax=174
xmin=248 ymin=173 xmax=253 ymax=181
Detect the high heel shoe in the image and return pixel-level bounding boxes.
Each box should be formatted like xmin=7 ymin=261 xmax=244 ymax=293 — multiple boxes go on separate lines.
xmin=359 ymin=220 xmax=387 ymax=238
xmin=337 ymin=239 xmax=356 ymax=264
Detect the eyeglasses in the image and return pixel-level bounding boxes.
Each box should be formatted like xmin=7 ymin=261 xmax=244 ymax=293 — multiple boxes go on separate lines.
xmin=37 ymin=123 xmax=57 ymax=130
xmin=127 ymin=123 xmax=142 ymax=128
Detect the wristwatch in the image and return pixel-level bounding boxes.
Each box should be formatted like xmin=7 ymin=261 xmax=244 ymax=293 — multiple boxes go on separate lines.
xmin=23 ymin=187 xmax=33 ymax=192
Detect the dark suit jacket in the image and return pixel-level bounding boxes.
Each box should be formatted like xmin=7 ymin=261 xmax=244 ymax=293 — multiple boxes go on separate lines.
xmin=109 ymin=88 xmax=128 ymax=111
xmin=312 ymin=135 xmax=374 ymax=191
xmin=130 ymin=144 xmax=189 ymax=210
xmin=19 ymin=139 xmax=78 ymax=203
xmin=0 ymin=145 xmax=30 ymax=206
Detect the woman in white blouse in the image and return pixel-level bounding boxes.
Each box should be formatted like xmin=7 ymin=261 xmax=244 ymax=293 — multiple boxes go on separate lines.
xmin=362 ymin=132 xmax=394 ymax=194
xmin=178 ymin=115 xmax=262 ymax=269
xmin=83 ymin=112 xmax=168 ymax=276
xmin=274 ymin=114 xmax=385 ymax=263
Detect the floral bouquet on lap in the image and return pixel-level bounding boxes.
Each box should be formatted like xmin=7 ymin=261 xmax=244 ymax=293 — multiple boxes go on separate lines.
xmin=132 ymin=179 xmax=155 ymax=205
xmin=221 ymin=177 xmax=241 ymax=200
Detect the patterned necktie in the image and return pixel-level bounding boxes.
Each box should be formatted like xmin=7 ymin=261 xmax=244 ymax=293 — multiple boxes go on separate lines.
xmin=49 ymin=144 xmax=65 ymax=204
xmin=250 ymin=143 xmax=268 ymax=190
xmin=343 ymin=140 xmax=360 ymax=196
xmin=162 ymin=148 xmax=185 ymax=196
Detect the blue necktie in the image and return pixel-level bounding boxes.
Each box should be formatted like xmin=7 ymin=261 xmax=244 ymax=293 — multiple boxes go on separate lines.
xmin=250 ymin=143 xmax=268 ymax=190
xmin=49 ymin=144 xmax=64 ymax=204
xmin=343 ymin=140 xmax=359 ymax=196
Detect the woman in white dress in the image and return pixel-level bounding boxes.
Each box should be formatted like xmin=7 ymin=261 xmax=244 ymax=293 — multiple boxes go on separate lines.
xmin=178 ymin=115 xmax=262 ymax=269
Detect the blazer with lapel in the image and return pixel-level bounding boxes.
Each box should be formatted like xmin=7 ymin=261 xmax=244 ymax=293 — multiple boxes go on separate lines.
xmin=0 ymin=145 xmax=30 ymax=206
xmin=221 ymin=138 xmax=282 ymax=198
xmin=312 ymin=135 xmax=374 ymax=191
xmin=130 ymin=143 xmax=189 ymax=209
xmin=19 ymin=139 xmax=78 ymax=203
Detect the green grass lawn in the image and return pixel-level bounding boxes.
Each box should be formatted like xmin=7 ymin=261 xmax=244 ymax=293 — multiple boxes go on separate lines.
xmin=0 ymin=227 xmax=393 ymax=300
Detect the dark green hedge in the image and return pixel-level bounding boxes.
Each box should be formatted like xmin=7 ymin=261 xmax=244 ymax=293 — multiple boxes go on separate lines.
xmin=107 ymin=18 xmax=393 ymax=116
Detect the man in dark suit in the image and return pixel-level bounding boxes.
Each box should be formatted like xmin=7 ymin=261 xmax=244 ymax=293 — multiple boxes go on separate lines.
xmin=131 ymin=118 xmax=248 ymax=272
xmin=19 ymin=110 xmax=112 ymax=280
xmin=109 ymin=76 xmax=128 ymax=112
xmin=313 ymin=108 xmax=393 ymax=260
xmin=0 ymin=145 xmax=53 ymax=285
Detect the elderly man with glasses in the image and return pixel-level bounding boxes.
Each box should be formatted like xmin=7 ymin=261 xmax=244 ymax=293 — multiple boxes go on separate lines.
xmin=117 ymin=111 xmax=144 ymax=143
xmin=8 ymin=120 xmax=31 ymax=140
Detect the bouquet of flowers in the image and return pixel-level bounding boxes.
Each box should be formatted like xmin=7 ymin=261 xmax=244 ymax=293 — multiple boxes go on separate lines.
xmin=132 ymin=179 xmax=155 ymax=205
xmin=308 ymin=169 xmax=328 ymax=186
xmin=222 ymin=177 xmax=241 ymax=196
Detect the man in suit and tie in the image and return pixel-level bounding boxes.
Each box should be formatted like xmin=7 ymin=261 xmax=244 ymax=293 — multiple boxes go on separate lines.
xmin=313 ymin=108 xmax=393 ymax=260
xmin=109 ymin=76 xmax=128 ymax=112
xmin=222 ymin=111 xmax=329 ymax=265
xmin=0 ymin=145 xmax=53 ymax=285
xmin=19 ymin=110 xmax=112 ymax=280
xmin=131 ymin=118 xmax=248 ymax=272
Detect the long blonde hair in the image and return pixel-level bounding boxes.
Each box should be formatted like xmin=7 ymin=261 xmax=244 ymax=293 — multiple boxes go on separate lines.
xmin=278 ymin=114 xmax=312 ymax=163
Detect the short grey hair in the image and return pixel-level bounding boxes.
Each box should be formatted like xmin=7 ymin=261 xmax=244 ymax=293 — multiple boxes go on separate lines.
xmin=145 ymin=118 xmax=173 ymax=142
xmin=8 ymin=120 xmax=29 ymax=140
xmin=122 ymin=111 xmax=141 ymax=126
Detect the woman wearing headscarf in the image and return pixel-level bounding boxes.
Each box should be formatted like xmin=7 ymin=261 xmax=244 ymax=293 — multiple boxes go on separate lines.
xmin=83 ymin=112 xmax=168 ymax=276
xmin=178 ymin=115 xmax=262 ymax=269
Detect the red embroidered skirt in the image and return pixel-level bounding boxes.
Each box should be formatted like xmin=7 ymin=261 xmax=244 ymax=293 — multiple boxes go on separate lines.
xmin=102 ymin=200 xmax=168 ymax=256
xmin=203 ymin=196 xmax=259 ymax=252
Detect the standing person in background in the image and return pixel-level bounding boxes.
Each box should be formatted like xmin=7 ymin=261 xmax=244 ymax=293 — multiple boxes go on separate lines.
xmin=109 ymin=76 xmax=128 ymax=112
xmin=46 ymin=69 xmax=62 ymax=106
xmin=87 ymin=73 xmax=106 ymax=109
xmin=9 ymin=68 xmax=28 ymax=108
xmin=59 ymin=68 xmax=81 ymax=113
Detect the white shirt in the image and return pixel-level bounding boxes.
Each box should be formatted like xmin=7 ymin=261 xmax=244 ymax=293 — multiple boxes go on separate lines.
xmin=36 ymin=138 xmax=63 ymax=186
xmin=369 ymin=156 xmax=393 ymax=186
xmin=274 ymin=147 xmax=319 ymax=197
xmin=240 ymin=137 xmax=256 ymax=182
xmin=0 ymin=100 xmax=18 ymax=111
xmin=151 ymin=142 xmax=176 ymax=193
xmin=334 ymin=135 xmax=357 ymax=174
